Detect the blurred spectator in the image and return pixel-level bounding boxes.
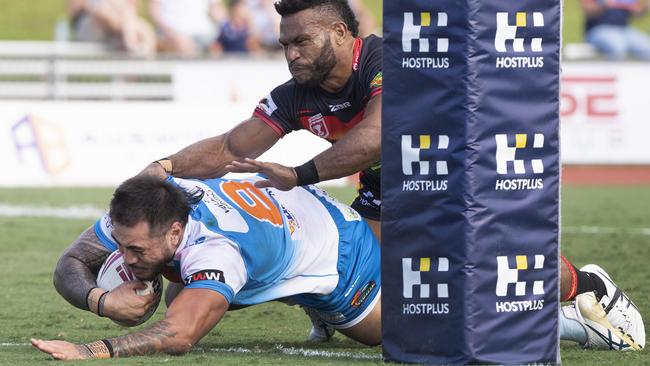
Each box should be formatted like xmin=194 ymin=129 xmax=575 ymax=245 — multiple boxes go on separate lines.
xmin=350 ymin=0 xmax=379 ymax=37
xmin=69 ymin=0 xmax=156 ymax=57
xmin=246 ymin=0 xmax=281 ymax=51
xmin=149 ymin=0 xmax=227 ymax=57
xmin=581 ymin=0 xmax=650 ymax=60
xmin=214 ymin=0 xmax=261 ymax=53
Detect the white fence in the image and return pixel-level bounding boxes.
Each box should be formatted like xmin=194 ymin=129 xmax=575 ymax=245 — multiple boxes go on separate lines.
xmin=0 ymin=41 xmax=648 ymax=186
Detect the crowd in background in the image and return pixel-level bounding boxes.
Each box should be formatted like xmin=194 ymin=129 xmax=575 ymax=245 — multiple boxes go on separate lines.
xmin=68 ymin=0 xmax=377 ymax=57
xmin=581 ymin=0 xmax=650 ymax=60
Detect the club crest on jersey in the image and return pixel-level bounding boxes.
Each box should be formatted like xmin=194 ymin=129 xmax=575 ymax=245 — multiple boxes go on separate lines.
xmin=308 ymin=113 xmax=329 ymax=138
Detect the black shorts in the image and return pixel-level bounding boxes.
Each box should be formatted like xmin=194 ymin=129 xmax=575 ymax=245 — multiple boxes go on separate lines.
xmin=351 ymin=167 xmax=381 ymax=221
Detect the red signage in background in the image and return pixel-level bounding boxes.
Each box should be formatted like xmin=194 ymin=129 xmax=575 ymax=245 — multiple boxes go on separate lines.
xmin=561 ymin=76 xmax=619 ymax=122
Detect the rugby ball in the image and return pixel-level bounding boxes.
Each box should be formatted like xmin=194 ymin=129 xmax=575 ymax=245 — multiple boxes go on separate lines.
xmin=96 ymin=250 xmax=163 ymax=326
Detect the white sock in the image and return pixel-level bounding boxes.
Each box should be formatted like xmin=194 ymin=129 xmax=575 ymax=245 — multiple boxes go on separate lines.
xmin=560 ymin=308 xmax=588 ymax=344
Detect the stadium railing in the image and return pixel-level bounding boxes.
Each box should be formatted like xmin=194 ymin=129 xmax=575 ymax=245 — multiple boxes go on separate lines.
xmin=0 ymin=40 xmax=281 ymax=101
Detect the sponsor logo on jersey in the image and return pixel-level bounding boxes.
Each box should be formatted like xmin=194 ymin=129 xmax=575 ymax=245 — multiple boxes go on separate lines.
xmin=402 ymin=257 xmax=450 ymax=316
xmin=308 ymin=113 xmax=329 ymax=138
xmin=184 ymin=269 xmax=226 ymax=285
xmin=351 ymin=280 xmax=377 ymax=308
xmin=401 ymin=135 xmax=449 ymax=192
xmin=256 ymin=95 xmax=278 ymax=116
xmin=495 ymin=255 xmax=545 ymax=313
xmin=401 ymin=11 xmax=450 ymax=69
xmin=329 ymin=101 xmax=352 ymax=112
xmin=494 ymin=133 xmax=545 ymax=191
xmin=370 ymin=72 xmax=382 ymax=89
xmin=494 ymin=12 xmax=545 ymax=69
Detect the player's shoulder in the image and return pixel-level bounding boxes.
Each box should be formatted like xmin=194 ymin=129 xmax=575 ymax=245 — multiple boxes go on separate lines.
xmin=362 ymin=34 xmax=383 ymax=52
xmin=270 ymin=78 xmax=300 ymax=98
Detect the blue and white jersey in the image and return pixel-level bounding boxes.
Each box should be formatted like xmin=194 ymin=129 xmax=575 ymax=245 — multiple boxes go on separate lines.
xmin=94 ymin=176 xmax=364 ymax=306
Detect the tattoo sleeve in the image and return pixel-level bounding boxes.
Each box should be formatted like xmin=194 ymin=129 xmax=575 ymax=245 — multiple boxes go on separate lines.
xmin=108 ymin=320 xmax=189 ymax=357
xmin=53 ymin=226 xmax=111 ymax=311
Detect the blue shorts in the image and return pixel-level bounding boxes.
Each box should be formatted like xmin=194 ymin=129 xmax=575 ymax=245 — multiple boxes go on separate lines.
xmin=290 ymin=215 xmax=381 ymax=329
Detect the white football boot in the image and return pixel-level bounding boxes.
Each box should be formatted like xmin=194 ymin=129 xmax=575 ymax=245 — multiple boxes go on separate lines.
xmin=573 ymin=264 xmax=645 ymax=350
xmin=303 ymin=307 xmax=335 ymax=342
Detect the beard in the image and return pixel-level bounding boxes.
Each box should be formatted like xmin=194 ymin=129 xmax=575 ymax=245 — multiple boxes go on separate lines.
xmin=292 ymin=37 xmax=337 ymax=88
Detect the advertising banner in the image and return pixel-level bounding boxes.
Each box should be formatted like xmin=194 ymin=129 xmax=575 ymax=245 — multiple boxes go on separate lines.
xmin=381 ymin=0 xmax=560 ymax=364
xmin=0 ymin=102 xmax=330 ymax=186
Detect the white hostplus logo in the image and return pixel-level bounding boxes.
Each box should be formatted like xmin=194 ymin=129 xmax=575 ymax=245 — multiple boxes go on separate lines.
xmin=401 ymin=12 xmax=450 ymax=69
xmin=495 ymin=12 xmax=544 ymax=53
xmin=494 ymin=134 xmax=545 ymax=191
xmin=494 ymin=12 xmax=545 ymax=68
xmin=496 ymin=255 xmax=544 ymax=297
xmin=402 ymin=257 xmax=449 ymax=298
xmin=495 ymin=133 xmax=544 ymax=175
xmin=402 ymin=12 xmax=448 ymax=52
xmin=402 ymin=135 xmax=449 ymax=175
xmin=401 ymin=135 xmax=449 ymax=192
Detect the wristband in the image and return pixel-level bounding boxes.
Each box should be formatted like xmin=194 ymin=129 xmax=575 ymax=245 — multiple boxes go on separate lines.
xmin=97 ymin=291 xmax=109 ymax=317
xmin=154 ymin=158 xmax=173 ymax=174
xmin=101 ymin=339 xmax=114 ymax=358
xmin=85 ymin=287 xmax=99 ymax=311
xmin=83 ymin=340 xmax=112 ymax=359
xmin=294 ymin=160 xmax=320 ymax=186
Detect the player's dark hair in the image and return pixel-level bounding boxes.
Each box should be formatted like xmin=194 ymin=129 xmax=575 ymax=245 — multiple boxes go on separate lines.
xmin=109 ymin=176 xmax=203 ymax=237
xmin=274 ymin=0 xmax=359 ymax=37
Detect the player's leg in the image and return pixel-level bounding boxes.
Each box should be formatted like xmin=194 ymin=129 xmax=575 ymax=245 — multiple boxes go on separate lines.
xmin=351 ymin=169 xmax=382 ymax=242
xmin=559 ymin=255 xmax=607 ymax=302
xmin=301 ymin=214 xmax=381 ymax=344
xmin=337 ymin=294 xmax=381 ymax=346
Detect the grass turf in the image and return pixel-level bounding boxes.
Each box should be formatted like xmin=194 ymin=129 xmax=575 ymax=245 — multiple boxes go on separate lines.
xmin=1 ymin=0 xmax=649 ymax=44
xmin=0 ymin=185 xmax=648 ymax=365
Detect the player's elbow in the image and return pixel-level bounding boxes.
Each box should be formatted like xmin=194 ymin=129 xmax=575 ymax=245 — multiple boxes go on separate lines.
xmin=164 ymin=337 xmax=194 ymax=355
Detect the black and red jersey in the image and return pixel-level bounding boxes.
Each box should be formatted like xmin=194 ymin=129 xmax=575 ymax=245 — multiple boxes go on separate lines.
xmin=253 ymin=34 xmax=382 ymax=143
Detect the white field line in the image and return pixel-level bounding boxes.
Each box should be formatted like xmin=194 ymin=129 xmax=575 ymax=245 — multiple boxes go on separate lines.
xmin=564 ymin=226 xmax=650 ymax=236
xmin=196 ymin=345 xmax=382 ymax=360
xmin=1 ymin=203 xmax=648 ymax=238
xmin=1 ymin=342 xmax=382 ymax=360
xmin=0 ymin=203 xmax=104 ymax=219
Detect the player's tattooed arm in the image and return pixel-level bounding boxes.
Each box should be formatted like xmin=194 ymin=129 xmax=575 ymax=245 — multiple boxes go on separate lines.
xmin=53 ymin=226 xmax=111 ymax=311
xmin=109 ymin=289 xmax=228 ymax=358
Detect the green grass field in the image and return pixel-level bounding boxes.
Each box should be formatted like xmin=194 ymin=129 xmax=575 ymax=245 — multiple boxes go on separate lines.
xmin=1 ymin=0 xmax=649 ymax=44
xmin=0 ymin=185 xmax=649 ymax=365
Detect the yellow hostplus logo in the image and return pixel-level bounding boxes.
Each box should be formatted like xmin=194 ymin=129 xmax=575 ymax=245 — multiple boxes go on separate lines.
xmin=495 ymin=133 xmax=544 ymax=175
xmin=402 ymin=257 xmax=449 ymax=298
xmin=495 ymin=12 xmax=544 ymax=53
xmin=496 ymin=255 xmax=545 ymax=297
xmin=402 ymin=11 xmax=448 ymax=53
xmin=401 ymin=135 xmax=449 ymax=176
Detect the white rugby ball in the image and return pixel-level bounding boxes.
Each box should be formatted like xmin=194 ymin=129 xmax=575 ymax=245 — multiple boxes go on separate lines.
xmin=96 ymin=250 xmax=163 ymax=326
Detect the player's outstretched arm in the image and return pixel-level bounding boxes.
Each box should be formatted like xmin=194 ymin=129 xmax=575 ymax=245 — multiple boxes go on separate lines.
xmin=140 ymin=117 xmax=280 ymax=179
xmin=312 ymin=94 xmax=381 ymax=181
xmin=32 ymin=288 xmax=228 ymax=360
xmin=53 ymin=227 xmax=112 ymax=312
xmin=54 ymin=227 xmax=157 ymax=324
xmin=227 ymin=96 xmax=381 ymax=190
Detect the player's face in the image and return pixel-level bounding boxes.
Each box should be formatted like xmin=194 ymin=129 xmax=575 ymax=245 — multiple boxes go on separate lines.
xmin=279 ymin=9 xmax=337 ymax=87
xmin=112 ymin=221 xmax=181 ymax=281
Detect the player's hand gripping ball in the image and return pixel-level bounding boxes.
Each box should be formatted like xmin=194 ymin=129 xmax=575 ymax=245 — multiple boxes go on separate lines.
xmin=96 ymin=250 xmax=163 ymax=326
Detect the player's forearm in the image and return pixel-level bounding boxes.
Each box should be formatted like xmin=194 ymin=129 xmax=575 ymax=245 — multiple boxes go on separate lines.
xmin=109 ymin=320 xmax=192 ymax=357
xmin=313 ymin=123 xmax=380 ymax=181
xmin=311 ymin=96 xmax=381 ymax=181
xmin=167 ymin=135 xmax=236 ymax=179
xmin=53 ymin=228 xmax=110 ymax=311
